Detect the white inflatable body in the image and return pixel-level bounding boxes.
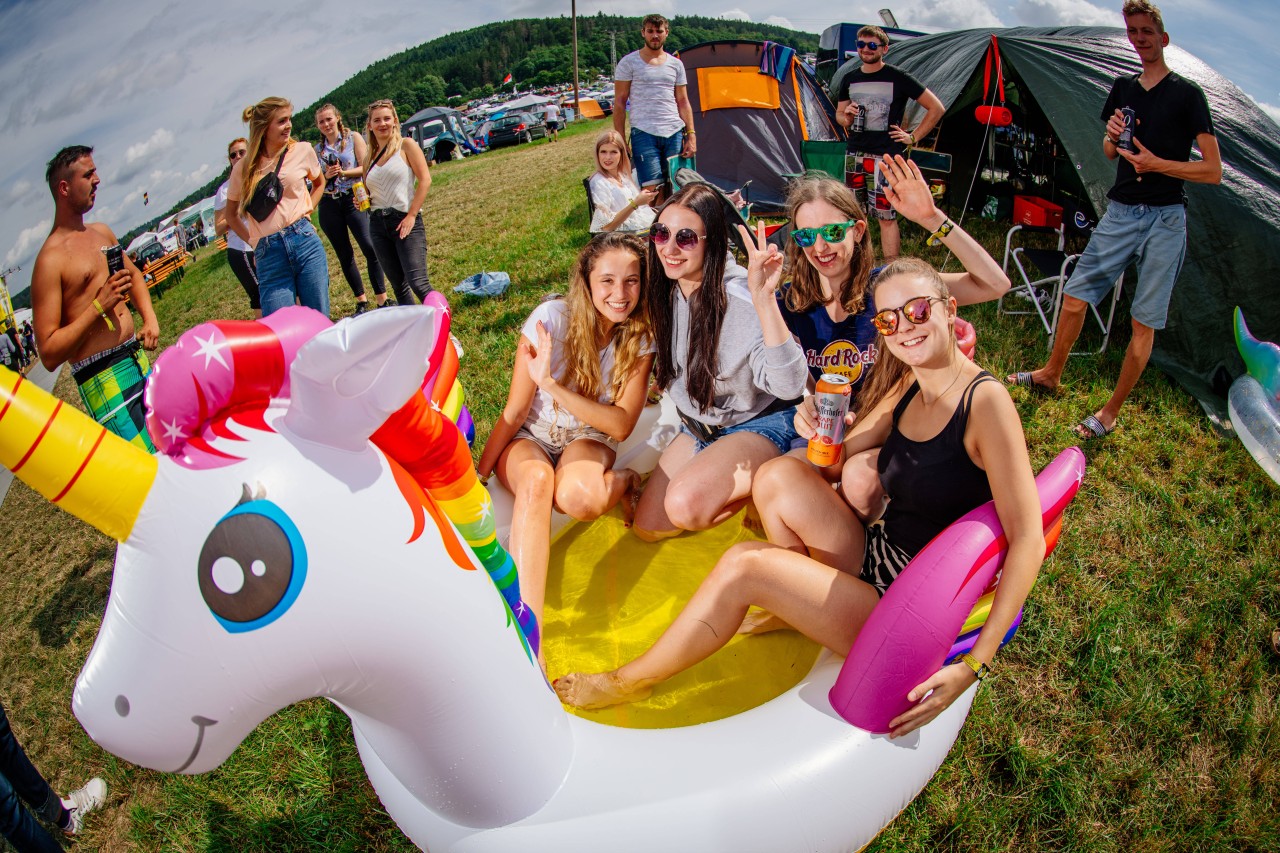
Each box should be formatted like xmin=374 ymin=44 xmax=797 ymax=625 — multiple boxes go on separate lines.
xmin=0 ymin=307 xmax=1040 ymax=852
xmin=1228 ymin=374 xmax=1280 ymax=485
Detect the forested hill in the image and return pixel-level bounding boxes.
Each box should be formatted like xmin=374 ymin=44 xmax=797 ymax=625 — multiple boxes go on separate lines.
xmin=124 ymin=14 xmax=818 ymax=246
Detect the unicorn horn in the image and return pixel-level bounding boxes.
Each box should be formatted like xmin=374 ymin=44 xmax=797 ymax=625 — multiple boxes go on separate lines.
xmin=0 ymin=367 xmax=156 ymax=542
xmin=1234 ymin=307 xmax=1280 ymax=399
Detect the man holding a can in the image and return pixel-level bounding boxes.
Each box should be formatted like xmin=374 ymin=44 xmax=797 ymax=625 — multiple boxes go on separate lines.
xmin=30 ymin=145 xmax=160 ymax=451
xmin=1007 ymin=0 xmax=1221 ymax=441
xmin=830 ymin=25 xmax=945 ymax=261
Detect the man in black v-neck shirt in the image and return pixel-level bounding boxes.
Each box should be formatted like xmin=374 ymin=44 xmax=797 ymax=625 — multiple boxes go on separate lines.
xmin=1006 ymin=0 xmax=1221 ymax=441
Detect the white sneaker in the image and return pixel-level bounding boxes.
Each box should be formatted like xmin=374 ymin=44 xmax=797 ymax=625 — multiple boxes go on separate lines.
xmin=61 ymin=776 xmax=107 ymax=835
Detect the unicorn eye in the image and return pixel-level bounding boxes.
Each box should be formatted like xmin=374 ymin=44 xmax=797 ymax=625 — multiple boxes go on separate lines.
xmin=198 ymin=500 xmax=307 ymax=632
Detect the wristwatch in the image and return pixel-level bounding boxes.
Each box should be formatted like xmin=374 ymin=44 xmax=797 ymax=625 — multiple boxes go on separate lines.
xmin=959 ymin=653 xmax=991 ymax=681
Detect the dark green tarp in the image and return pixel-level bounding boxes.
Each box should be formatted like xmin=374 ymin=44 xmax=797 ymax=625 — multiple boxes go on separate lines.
xmin=887 ymin=26 xmax=1280 ymax=418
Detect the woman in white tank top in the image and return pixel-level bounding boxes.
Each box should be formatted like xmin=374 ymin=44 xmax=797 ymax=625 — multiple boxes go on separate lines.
xmin=362 ymin=99 xmax=434 ymax=304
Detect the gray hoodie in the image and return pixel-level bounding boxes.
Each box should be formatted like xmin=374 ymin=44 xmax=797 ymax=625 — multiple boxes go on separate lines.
xmin=666 ymin=262 xmax=807 ymax=427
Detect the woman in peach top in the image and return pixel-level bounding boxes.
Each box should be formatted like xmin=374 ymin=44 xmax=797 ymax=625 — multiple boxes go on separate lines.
xmin=225 ymin=96 xmax=331 ymax=317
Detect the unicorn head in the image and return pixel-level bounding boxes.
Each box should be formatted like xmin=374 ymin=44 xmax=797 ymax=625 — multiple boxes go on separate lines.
xmin=0 ymin=306 xmax=568 ymax=830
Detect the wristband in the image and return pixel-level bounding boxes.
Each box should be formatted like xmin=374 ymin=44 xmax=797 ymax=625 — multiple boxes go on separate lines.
xmin=93 ymin=299 xmax=116 ymax=332
xmin=960 ymin=653 xmax=991 ymax=681
xmin=477 ymin=471 xmax=491 ymax=487
xmin=1103 ymin=133 xmax=1119 ymax=146
xmin=926 ymin=218 xmax=956 ymax=247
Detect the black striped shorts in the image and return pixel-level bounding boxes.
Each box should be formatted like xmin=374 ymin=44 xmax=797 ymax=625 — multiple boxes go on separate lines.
xmin=860 ymin=520 xmax=913 ymax=598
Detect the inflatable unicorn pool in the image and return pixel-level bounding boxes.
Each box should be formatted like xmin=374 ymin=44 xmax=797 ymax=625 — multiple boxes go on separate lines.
xmin=0 ymin=303 xmax=1083 ymax=851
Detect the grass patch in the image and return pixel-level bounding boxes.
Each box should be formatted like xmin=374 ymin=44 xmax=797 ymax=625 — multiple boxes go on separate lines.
xmin=1 ymin=116 xmax=1277 ymax=851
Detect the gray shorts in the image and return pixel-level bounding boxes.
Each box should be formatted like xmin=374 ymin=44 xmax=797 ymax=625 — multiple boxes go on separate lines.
xmin=515 ymin=414 xmax=617 ymax=465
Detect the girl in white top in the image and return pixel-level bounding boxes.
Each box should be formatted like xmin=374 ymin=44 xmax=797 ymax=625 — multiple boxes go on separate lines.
xmin=589 ymin=130 xmax=657 ymax=234
xmin=213 ymin=137 xmax=260 ymax=317
xmin=362 ymin=98 xmax=434 ymax=304
xmin=477 ymin=232 xmax=655 ymax=658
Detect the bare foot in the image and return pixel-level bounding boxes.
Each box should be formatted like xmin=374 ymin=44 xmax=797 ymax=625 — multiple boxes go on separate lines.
xmin=554 ymin=671 xmax=652 ymax=709
xmin=736 ymin=608 xmax=793 ymax=635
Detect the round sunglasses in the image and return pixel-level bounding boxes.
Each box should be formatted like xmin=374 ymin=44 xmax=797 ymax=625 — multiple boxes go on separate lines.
xmin=791 ymin=219 xmax=861 ymax=248
xmin=872 ymin=296 xmax=946 ymax=336
xmin=650 ymin=222 xmax=705 ymax=250
xmin=228 ymin=149 xmax=247 ymax=161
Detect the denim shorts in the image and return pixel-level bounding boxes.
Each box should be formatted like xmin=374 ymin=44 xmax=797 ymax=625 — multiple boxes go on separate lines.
xmin=630 ymin=128 xmax=685 ymax=188
xmin=679 ymin=404 xmax=800 ymax=455
xmin=1064 ymin=200 xmax=1187 ymax=330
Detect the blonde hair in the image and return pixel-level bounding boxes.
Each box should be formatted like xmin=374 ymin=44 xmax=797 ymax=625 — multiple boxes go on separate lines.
xmin=856 ymin=258 xmax=956 ymax=415
xmin=782 ymin=174 xmax=874 ymax=316
xmin=315 ymin=104 xmax=350 ymax=142
xmin=363 ymin=100 xmax=403 ymax=173
xmin=1122 ymin=0 xmax=1165 ymax=32
xmin=561 ymin=232 xmax=652 ymax=404
xmin=594 ymin=130 xmax=634 ymax=182
xmin=236 ymin=97 xmax=293 ymax=217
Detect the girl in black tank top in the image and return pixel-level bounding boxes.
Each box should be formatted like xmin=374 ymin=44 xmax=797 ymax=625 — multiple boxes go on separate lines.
xmin=878 ymin=372 xmax=997 ymax=556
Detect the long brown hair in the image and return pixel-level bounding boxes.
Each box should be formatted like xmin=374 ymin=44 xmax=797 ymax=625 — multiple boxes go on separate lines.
xmin=855 ymin=257 xmax=958 ymax=415
xmin=560 ymin=232 xmax=652 ymax=403
xmin=783 ymin=174 xmax=874 ymax=315
xmin=646 ymin=183 xmax=730 ymax=414
xmin=594 ymin=130 xmax=633 ymax=183
xmin=236 ymin=97 xmax=294 ymax=217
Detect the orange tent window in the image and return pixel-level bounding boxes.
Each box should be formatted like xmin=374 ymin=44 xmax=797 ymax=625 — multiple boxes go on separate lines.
xmin=696 ymin=67 xmax=781 ymax=111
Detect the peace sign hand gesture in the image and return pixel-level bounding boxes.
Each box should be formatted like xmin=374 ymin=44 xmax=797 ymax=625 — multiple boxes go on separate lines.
xmin=879 ymin=154 xmax=939 ymax=227
xmin=735 ymin=220 xmax=784 ymax=305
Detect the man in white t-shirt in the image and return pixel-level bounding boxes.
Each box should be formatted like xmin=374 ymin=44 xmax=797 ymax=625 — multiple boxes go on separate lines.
xmin=543 ymin=101 xmax=561 ymax=141
xmin=613 ymin=13 xmax=696 ymax=203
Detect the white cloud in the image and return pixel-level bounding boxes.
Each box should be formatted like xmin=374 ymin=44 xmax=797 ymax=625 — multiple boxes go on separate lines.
xmin=1012 ymin=0 xmax=1114 ymax=27
xmin=901 ymin=0 xmax=1004 ymax=30
xmin=7 ymin=180 xmax=32 ymax=202
xmin=1257 ymin=101 xmax=1280 ymax=126
xmin=124 ymin=128 xmax=176 ymax=167
xmin=720 ymin=8 xmax=751 ymax=21
xmin=5 ymin=218 xmax=51 ymax=267
xmin=764 ymin=16 xmax=794 ymax=28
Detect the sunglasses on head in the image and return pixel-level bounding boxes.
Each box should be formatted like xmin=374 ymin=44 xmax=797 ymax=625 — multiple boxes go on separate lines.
xmin=791 ymin=219 xmax=861 ymax=248
xmin=872 ymin=296 xmax=946 ymax=336
xmin=856 ymin=39 xmax=883 ymax=50
xmin=650 ymin=222 xmax=705 ymax=250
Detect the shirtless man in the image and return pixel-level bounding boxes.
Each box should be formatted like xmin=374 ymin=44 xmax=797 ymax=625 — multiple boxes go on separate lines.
xmin=31 ymin=145 xmax=160 ymax=451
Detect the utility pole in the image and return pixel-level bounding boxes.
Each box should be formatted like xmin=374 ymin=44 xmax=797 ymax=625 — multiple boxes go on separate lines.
xmin=571 ymin=0 xmax=580 ymax=119
xmin=0 ymin=266 xmax=20 ymax=331
xmin=607 ymin=30 xmax=620 ymax=69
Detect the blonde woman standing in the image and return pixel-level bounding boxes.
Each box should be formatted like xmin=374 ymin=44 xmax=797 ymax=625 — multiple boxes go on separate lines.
xmin=225 ymin=96 xmax=330 ymax=317
xmin=315 ymin=104 xmax=387 ymax=315
xmin=363 ymin=99 xmax=433 ymax=304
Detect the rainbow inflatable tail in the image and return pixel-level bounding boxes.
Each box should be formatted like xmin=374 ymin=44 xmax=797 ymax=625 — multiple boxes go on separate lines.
xmin=1234 ymin=307 xmax=1280 ymax=399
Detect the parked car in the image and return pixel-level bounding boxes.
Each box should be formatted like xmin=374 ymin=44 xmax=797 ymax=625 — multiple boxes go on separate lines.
xmin=488 ymin=112 xmax=548 ymax=148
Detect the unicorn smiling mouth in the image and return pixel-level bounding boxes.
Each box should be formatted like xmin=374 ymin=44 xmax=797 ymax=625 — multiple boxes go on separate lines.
xmin=174 ymin=715 xmax=219 ymax=773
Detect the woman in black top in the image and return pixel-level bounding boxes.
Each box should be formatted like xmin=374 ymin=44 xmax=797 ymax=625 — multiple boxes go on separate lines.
xmin=556 ymin=259 xmax=1044 ymax=738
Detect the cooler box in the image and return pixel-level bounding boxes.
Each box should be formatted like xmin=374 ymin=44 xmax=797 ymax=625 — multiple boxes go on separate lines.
xmin=1014 ymin=195 xmax=1064 ymax=228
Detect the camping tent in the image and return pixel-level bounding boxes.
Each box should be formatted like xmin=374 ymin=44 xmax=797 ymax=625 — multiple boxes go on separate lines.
xmin=177 ymin=196 xmax=217 ymax=244
xmin=401 ymin=106 xmax=480 ymax=160
xmin=678 ymin=40 xmax=844 ymax=212
xmin=887 ymin=26 xmax=1280 ymax=416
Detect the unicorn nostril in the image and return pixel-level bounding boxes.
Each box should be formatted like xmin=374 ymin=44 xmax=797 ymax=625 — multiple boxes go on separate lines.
xmin=115 ymin=695 xmax=130 ymax=717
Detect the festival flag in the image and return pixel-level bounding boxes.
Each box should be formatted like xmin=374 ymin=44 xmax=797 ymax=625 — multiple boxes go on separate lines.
xmin=501 ymin=72 xmax=512 ymax=85
xmin=143 ymin=192 xmax=149 ymax=206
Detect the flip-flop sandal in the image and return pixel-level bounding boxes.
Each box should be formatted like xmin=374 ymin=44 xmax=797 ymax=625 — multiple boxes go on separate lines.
xmin=1073 ymin=414 xmax=1116 ymax=440
xmin=1006 ymin=371 xmax=1052 ymax=394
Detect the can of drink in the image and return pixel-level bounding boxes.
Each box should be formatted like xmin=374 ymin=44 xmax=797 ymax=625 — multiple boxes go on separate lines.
xmin=1117 ymin=106 xmax=1136 ymax=153
xmin=807 ymin=373 xmax=852 ymax=467
xmin=851 ymin=103 xmax=865 ymax=134
xmin=101 ymin=244 xmax=124 ymax=275
xmin=352 ymin=180 xmax=371 ymax=212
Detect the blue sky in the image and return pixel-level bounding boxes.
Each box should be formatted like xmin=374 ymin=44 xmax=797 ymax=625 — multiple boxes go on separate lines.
xmin=1 ymin=0 xmax=1274 ymax=295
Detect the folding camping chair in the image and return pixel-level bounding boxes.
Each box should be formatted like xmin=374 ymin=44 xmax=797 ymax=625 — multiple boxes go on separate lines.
xmin=582 ymin=176 xmax=597 ymax=222
xmin=999 ymin=223 xmax=1124 ymax=355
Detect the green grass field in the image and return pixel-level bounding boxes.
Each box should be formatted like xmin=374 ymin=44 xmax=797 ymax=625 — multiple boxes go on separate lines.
xmin=1 ymin=119 xmax=1276 ymax=851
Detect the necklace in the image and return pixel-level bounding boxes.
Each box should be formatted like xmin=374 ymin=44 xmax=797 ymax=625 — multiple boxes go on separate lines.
xmin=920 ymin=363 xmax=964 ymax=407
